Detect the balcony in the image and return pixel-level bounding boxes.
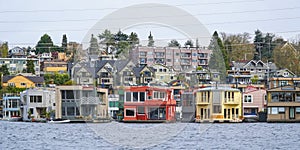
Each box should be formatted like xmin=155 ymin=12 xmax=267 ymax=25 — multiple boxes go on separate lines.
xmin=197 ymin=100 xmax=210 ymax=105
xmin=224 ymin=99 xmax=240 ymax=105
xmin=80 ymin=97 xmax=104 ymax=105
xmin=181 ymin=54 xmax=191 ymax=59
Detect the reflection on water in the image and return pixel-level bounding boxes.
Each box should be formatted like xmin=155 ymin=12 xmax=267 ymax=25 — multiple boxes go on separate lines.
xmin=1 ymin=121 xmax=300 ymax=149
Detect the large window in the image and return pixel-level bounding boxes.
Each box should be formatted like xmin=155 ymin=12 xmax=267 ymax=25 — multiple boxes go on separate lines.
xmin=244 ymin=95 xmax=253 ymax=103
xmin=30 ymin=96 xmax=42 ymax=103
xmin=133 ymin=92 xmax=139 ymax=102
xmin=213 ymin=105 xmax=221 ymax=113
xmin=140 ymin=92 xmax=145 ymax=102
xmin=125 ymin=109 xmax=135 ymax=117
xmin=125 ymin=92 xmax=131 ymax=102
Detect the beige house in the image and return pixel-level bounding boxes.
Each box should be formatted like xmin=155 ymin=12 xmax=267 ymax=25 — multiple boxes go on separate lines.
xmin=151 ymin=64 xmax=176 ymax=84
xmin=267 ymin=85 xmax=300 ymax=122
xmin=55 ymin=85 xmax=108 ymax=120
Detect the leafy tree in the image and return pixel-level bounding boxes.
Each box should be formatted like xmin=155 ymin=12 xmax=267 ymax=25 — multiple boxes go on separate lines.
xmin=168 ymin=39 xmax=181 ymax=47
xmin=221 ymin=32 xmax=254 ymax=61
xmin=0 ymin=64 xmax=10 ymax=75
xmin=53 ymin=73 xmax=70 ymax=85
xmin=184 ymin=40 xmax=194 ymax=47
xmin=89 ymin=34 xmax=99 ymax=55
xmin=61 ymin=34 xmax=68 ymax=53
xmin=0 ymin=42 xmax=8 ymax=58
xmin=273 ymin=43 xmax=300 ymax=75
xmin=26 ymin=60 xmax=35 ymax=74
xmin=147 ymin=32 xmax=154 ymax=47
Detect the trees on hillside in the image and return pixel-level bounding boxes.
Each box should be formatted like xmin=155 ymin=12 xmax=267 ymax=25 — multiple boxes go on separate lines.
xmin=0 ymin=42 xmax=8 ymax=58
xmin=147 ymin=32 xmax=154 ymax=47
xmin=26 ymin=60 xmax=35 ymax=74
xmin=168 ymin=39 xmax=181 ymax=47
xmin=35 ymin=34 xmax=62 ymax=54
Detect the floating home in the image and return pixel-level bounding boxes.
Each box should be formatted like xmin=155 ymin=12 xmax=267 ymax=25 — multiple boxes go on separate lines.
xmin=195 ymin=86 xmax=243 ymax=123
xmin=123 ymin=86 xmax=176 ymax=122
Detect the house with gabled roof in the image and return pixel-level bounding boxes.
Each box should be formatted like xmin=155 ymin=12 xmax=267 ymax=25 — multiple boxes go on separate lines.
xmin=2 ymin=74 xmax=44 ymax=88
xmin=230 ymin=60 xmax=277 ymax=85
xmin=132 ymin=65 xmax=155 ymax=85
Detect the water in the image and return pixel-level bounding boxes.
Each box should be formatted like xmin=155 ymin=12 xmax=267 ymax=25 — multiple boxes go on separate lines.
xmin=1 ymin=121 xmax=300 ymax=150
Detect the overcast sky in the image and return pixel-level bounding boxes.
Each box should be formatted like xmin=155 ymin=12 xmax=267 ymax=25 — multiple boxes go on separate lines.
xmin=0 ymin=0 xmax=300 ymax=48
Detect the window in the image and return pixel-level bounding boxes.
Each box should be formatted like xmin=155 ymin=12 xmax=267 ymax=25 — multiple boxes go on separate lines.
xmin=138 ymin=106 xmax=145 ymax=114
xmin=296 ymin=107 xmax=300 ymax=113
xmin=8 ymin=83 xmax=15 ymax=87
xmin=133 ymin=92 xmax=138 ymax=102
xmin=213 ymin=105 xmax=221 ymax=113
xmin=278 ymin=107 xmax=285 ymax=113
xmin=125 ymin=92 xmax=131 ymax=102
xmin=140 ymin=92 xmax=145 ymax=102
xmin=244 ymin=95 xmax=253 ymax=103
xmin=271 ymin=107 xmax=278 ymax=114
xmin=30 ymin=96 xmax=42 ymax=103
xmin=21 ymin=83 xmax=26 ymax=86
xmin=67 ymin=107 xmax=75 ymax=116
xmin=125 ymin=109 xmax=135 ymax=117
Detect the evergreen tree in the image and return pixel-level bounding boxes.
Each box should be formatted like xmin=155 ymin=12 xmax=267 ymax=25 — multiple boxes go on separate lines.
xmin=98 ymin=29 xmax=115 ymax=54
xmin=89 ymin=34 xmax=99 ymax=55
xmin=168 ymin=39 xmax=181 ymax=47
xmin=0 ymin=64 xmax=10 ymax=75
xmin=147 ymin=32 xmax=154 ymax=47
xmin=212 ymin=31 xmax=229 ymax=70
xmin=62 ymin=34 xmax=68 ymax=53
xmin=208 ymin=32 xmax=227 ymax=83
xmin=36 ymin=34 xmax=54 ymax=54
xmin=184 ymin=40 xmax=194 ymax=47
xmin=128 ymin=32 xmax=139 ymax=47
xmin=26 ymin=60 xmax=35 ymax=74
xmin=195 ymin=38 xmax=200 ymax=49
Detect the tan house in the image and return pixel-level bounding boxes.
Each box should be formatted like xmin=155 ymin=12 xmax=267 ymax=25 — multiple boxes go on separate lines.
xmin=267 ymin=85 xmax=300 ymax=122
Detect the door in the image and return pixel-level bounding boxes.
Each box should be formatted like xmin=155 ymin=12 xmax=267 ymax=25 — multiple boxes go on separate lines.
xmin=289 ymin=107 xmax=295 ymax=119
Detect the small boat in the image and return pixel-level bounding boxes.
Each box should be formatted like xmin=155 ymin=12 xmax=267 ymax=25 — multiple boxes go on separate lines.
xmin=8 ymin=117 xmax=22 ymax=122
xmin=48 ymin=119 xmax=71 ymax=124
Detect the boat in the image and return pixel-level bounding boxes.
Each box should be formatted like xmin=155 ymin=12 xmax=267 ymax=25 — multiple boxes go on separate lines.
xmin=8 ymin=117 xmax=22 ymax=122
xmin=48 ymin=119 xmax=71 ymax=124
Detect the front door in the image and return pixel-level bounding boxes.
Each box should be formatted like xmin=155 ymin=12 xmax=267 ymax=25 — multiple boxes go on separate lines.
xmin=289 ymin=107 xmax=295 ymax=119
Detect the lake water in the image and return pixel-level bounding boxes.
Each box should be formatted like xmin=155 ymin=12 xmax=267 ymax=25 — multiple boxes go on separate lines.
xmin=1 ymin=121 xmax=300 ymax=150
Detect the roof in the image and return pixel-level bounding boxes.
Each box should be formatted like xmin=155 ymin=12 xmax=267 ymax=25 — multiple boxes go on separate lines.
xmin=2 ymin=75 xmax=44 ymax=83
xmin=197 ymin=86 xmax=240 ymax=92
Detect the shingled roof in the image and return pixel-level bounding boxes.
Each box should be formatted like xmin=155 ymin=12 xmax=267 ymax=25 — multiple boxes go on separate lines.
xmin=2 ymin=75 xmax=44 ymax=83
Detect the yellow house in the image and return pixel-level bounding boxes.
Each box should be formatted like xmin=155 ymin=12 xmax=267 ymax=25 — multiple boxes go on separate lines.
xmin=2 ymin=75 xmax=44 ymax=88
xmin=43 ymin=61 xmax=68 ymax=73
xmin=195 ymin=86 xmax=243 ymax=122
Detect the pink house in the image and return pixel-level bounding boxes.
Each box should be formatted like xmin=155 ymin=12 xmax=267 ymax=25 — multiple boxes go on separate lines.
xmin=243 ymin=86 xmax=267 ymax=117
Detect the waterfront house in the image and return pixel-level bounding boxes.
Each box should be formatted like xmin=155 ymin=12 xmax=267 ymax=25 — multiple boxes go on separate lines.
xmin=20 ymin=88 xmax=56 ymax=120
xmin=267 ymin=85 xmax=300 ymax=122
xmin=123 ymin=86 xmax=176 ymax=122
xmin=2 ymin=93 xmax=21 ymax=120
xmin=2 ymin=74 xmax=44 ymax=88
xmin=243 ymin=85 xmax=266 ymax=118
xmin=108 ymin=94 xmax=119 ymax=119
xmin=55 ymin=85 xmax=108 ymax=121
xmin=195 ymin=85 xmax=243 ymax=122
xmin=181 ymin=90 xmax=196 ymax=122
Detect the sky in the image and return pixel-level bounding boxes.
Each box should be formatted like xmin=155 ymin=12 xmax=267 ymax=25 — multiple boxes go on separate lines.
xmin=0 ymin=0 xmax=300 ymax=49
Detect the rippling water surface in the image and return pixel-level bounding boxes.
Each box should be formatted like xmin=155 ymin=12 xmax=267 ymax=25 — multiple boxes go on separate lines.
xmin=1 ymin=121 xmax=300 ymax=149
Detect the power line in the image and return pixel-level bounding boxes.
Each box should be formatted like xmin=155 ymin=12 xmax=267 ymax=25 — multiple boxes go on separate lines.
xmin=0 ymin=0 xmax=266 ymax=14
xmin=1 ymin=6 xmax=299 ymax=24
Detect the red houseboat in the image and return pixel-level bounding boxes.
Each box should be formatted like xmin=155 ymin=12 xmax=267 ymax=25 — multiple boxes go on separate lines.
xmin=123 ymin=86 xmax=176 ymax=122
